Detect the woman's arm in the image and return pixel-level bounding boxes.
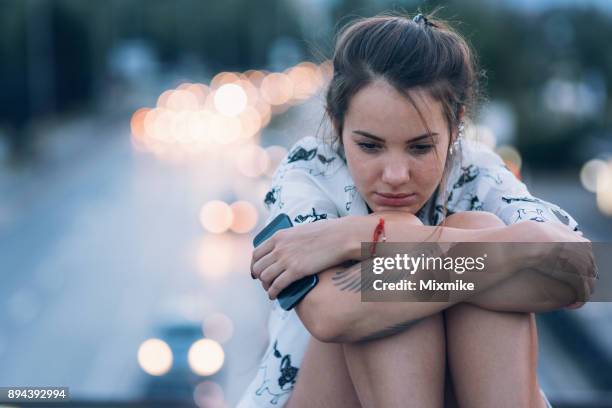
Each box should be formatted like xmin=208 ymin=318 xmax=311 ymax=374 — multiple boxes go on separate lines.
xmin=295 ymin=214 xmax=595 ymax=343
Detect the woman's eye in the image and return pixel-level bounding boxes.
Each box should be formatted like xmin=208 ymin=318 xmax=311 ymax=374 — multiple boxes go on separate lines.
xmin=411 ymin=144 xmax=434 ymax=154
xmin=357 ymin=142 xmax=381 ymax=152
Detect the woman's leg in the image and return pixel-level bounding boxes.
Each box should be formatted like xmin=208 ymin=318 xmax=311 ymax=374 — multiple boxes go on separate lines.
xmin=289 ymin=213 xmax=447 ymax=408
xmin=442 ymin=211 xmax=547 ymax=408
xmin=342 ymin=313 xmax=447 ymax=408
xmin=287 ymin=313 xmax=447 ymax=408
xmin=285 ymin=337 xmax=362 ymax=408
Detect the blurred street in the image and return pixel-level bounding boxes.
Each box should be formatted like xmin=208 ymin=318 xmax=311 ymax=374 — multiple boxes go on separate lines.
xmin=0 ymin=92 xmax=611 ymax=406
xmin=1 ymin=1 xmax=611 ymax=407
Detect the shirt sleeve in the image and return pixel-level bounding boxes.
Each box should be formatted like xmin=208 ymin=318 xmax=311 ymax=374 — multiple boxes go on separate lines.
xmin=454 ymin=141 xmax=581 ymax=232
xmin=262 ymin=166 xmax=340 ymax=227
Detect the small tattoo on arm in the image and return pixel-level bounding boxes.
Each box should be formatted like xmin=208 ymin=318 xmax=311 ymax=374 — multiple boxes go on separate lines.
xmin=358 ymin=318 xmax=424 ymax=342
xmin=331 ymin=262 xmax=362 ymax=292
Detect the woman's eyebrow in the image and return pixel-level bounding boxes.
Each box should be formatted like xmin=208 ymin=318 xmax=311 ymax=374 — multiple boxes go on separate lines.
xmin=352 ymin=130 xmax=439 ymax=143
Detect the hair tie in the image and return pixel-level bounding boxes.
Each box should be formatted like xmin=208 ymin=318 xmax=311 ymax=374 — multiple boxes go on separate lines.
xmin=413 ymin=13 xmax=437 ymax=28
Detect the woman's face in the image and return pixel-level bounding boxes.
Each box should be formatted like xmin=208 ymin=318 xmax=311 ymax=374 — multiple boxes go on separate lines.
xmin=341 ymin=79 xmax=452 ymax=214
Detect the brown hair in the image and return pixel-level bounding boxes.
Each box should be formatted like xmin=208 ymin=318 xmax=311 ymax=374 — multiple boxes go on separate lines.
xmin=323 ymin=11 xmax=484 ymax=226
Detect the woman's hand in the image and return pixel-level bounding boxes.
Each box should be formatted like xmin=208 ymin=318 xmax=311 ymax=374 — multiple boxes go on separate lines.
xmin=513 ymin=220 xmax=597 ymax=306
xmin=251 ymin=217 xmax=351 ymax=300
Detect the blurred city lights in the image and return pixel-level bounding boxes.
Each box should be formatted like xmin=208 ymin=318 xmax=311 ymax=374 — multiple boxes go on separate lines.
xmin=264 ymin=145 xmax=288 ymax=177
xmin=580 ymin=158 xmax=608 ymax=193
xmin=202 ymin=313 xmax=234 ymax=344
xmin=129 ymin=61 xmax=332 ymax=161
xmin=188 ymin=339 xmax=225 ymax=376
xmin=229 ymin=201 xmax=258 ymax=234
xmin=235 ymin=144 xmax=270 ymax=178
xmin=214 ymin=84 xmax=247 ymax=117
xmin=194 ymin=235 xmax=235 ymax=280
xmin=466 ymin=123 xmax=497 ymax=149
xmin=130 ymin=107 xmax=150 ymax=140
xmin=193 ymin=381 xmax=225 ymax=408
xmin=167 ymin=89 xmax=200 ymax=112
xmin=259 ymin=73 xmax=294 ymax=106
xmin=199 ymin=201 xmax=233 ymax=234
xmin=596 ymin=161 xmax=612 ymax=216
xmin=495 ymin=145 xmax=523 ymax=177
xmin=137 ymin=338 xmax=173 ymax=376
xmin=210 ymin=72 xmax=241 ymax=89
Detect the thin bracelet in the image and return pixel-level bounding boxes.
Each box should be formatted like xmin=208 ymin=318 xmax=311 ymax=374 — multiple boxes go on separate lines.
xmin=370 ymin=217 xmax=386 ymax=257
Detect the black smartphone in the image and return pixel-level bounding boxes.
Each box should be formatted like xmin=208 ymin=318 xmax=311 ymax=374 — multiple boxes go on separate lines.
xmin=253 ymin=213 xmax=319 ymax=310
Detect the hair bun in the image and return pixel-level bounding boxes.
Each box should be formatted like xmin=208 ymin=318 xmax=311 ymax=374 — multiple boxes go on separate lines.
xmin=412 ymin=13 xmax=437 ymax=28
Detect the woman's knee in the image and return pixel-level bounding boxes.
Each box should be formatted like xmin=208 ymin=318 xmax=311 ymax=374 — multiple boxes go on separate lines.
xmin=443 ymin=211 xmax=505 ymax=229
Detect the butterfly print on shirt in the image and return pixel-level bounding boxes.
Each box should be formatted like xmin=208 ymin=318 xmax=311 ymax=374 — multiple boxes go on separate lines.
xmin=264 ymin=186 xmax=281 ymax=209
xmin=287 ymin=146 xmax=317 ymax=163
xmin=317 ymin=154 xmax=336 ymax=165
xmin=501 ymin=196 xmax=541 ymax=204
xmin=294 ymin=208 xmax=328 ymax=223
xmin=453 ymin=165 xmax=480 ymax=189
xmin=468 ymin=194 xmax=484 ymax=211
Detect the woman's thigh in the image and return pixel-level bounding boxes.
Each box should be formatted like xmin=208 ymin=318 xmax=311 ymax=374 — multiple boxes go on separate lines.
xmin=444 ymin=303 xmax=544 ymax=407
xmin=285 ymin=336 xmax=362 ymax=408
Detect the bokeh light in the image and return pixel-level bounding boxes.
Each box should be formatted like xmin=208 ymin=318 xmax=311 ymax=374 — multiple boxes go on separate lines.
xmin=581 ymin=159 xmax=608 ymax=193
xmin=495 ymin=145 xmax=522 ymax=177
xmin=235 ymin=144 xmax=270 ymax=178
xmin=130 ymin=61 xmax=329 ymax=160
xmin=229 ymin=201 xmax=258 ymax=234
xmin=194 ymin=234 xmax=235 ymax=280
xmin=214 ymin=83 xmax=247 ymax=117
xmin=199 ymin=201 xmax=233 ymax=234
xmin=259 ymin=73 xmax=293 ymax=106
xmin=137 ymin=338 xmax=173 ymax=376
xmin=466 ymin=123 xmax=497 ymax=149
xmin=193 ymin=381 xmax=225 ymax=408
xmin=596 ymin=161 xmax=612 ymax=216
xmin=264 ymin=145 xmax=288 ymax=177
xmin=203 ymin=313 xmax=234 ymax=344
xmin=188 ymin=338 xmax=225 ymax=376
xmin=130 ymin=107 xmax=150 ymax=140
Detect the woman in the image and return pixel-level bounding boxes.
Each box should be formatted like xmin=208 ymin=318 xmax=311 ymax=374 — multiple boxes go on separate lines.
xmin=238 ymin=13 xmax=593 ymax=408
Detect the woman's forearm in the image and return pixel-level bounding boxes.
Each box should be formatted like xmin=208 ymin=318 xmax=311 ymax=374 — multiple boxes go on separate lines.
xmin=299 ymin=216 xmax=592 ymax=342
xmin=295 ymin=257 xmax=515 ymax=343
xmin=340 ymin=213 xmax=508 ymax=261
xmin=466 ymin=269 xmax=577 ymax=312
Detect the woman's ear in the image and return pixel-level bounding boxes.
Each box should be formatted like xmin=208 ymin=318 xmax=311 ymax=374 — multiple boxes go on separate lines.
xmin=450 ymin=105 xmax=466 ymax=143
xmin=458 ymin=105 xmax=466 ymax=122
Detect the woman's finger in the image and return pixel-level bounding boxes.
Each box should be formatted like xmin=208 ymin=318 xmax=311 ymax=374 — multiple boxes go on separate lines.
xmin=268 ymin=268 xmax=303 ymax=300
xmin=252 ymin=237 xmax=276 ymax=264
xmin=260 ymin=262 xmax=285 ymax=290
xmin=252 ymin=250 xmax=278 ymax=280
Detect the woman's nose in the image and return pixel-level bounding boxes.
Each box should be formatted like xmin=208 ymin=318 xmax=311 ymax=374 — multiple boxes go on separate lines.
xmin=381 ymin=161 xmax=410 ymax=186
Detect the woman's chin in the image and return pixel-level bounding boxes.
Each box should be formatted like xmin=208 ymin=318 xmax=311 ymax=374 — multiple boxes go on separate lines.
xmin=370 ymin=205 xmax=416 ymax=214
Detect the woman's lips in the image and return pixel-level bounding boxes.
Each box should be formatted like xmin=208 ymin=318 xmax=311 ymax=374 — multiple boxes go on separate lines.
xmin=373 ymin=192 xmax=418 ymax=206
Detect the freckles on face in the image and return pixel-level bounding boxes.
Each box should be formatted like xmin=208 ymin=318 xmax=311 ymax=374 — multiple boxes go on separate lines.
xmin=340 ymin=79 xmax=451 ymax=214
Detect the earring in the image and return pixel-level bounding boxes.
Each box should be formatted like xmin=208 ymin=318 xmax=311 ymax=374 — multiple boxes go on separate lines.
xmin=449 ymin=121 xmax=464 ymax=156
